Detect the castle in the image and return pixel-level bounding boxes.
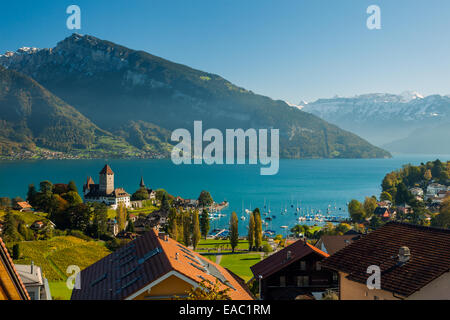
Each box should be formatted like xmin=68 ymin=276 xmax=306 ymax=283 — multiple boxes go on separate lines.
xmin=83 ymin=165 xmax=131 ymax=209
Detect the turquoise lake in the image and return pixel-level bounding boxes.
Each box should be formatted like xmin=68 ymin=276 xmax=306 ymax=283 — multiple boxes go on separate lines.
xmin=1 ymin=154 xmax=448 ymax=235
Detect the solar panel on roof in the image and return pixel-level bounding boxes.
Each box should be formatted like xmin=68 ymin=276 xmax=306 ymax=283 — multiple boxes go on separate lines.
xmin=115 ymin=276 xmax=142 ymax=295
xmin=120 ymin=265 xmax=141 ymax=279
xmin=118 ymin=255 xmax=136 ymax=267
xmin=138 ymin=247 xmax=162 ymax=264
xmin=189 ymin=262 xmax=207 ymax=272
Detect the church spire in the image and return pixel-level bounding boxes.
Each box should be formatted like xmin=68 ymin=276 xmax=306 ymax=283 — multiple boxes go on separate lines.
xmin=140 ymin=176 xmax=145 ymax=188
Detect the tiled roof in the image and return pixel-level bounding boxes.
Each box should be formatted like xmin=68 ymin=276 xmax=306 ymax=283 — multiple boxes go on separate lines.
xmin=71 ymin=229 xmax=253 ymax=300
xmin=315 ymin=235 xmax=361 ymax=255
xmin=16 ymin=201 xmax=32 ymax=209
xmin=250 ymin=240 xmax=329 ymax=279
xmin=321 ymin=222 xmax=450 ymax=297
xmin=99 ymin=165 xmax=114 ymax=175
xmin=0 ymin=237 xmax=30 ymax=300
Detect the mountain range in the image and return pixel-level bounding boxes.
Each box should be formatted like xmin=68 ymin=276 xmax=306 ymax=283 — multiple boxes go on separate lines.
xmin=301 ymin=92 xmax=450 ymax=154
xmin=0 ymin=34 xmax=390 ymax=159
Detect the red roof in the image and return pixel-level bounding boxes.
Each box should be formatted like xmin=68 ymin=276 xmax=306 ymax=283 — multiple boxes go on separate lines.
xmin=321 ymin=222 xmax=450 ymax=297
xmin=250 ymin=240 xmax=329 ymax=279
xmin=0 ymin=237 xmax=30 ymax=300
xmin=99 ymin=165 xmax=114 ymax=175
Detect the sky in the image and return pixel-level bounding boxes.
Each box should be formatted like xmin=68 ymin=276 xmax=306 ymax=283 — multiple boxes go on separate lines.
xmin=1 ymin=0 xmax=450 ymax=102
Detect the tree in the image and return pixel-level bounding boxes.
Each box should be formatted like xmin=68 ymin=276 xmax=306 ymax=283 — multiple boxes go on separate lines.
xmin=348 ymin=200 xmax=365 ymax=223
xmin=12 ymin=244 xmax=21 ymax=260
xmin=424 ymin=169 xmax=432 ymax=182
xmin=183 ymin=210 xmax=192 ymax=247
xmin=192 ymin=210 xmax=201 ymax=250
xmin=62 ymin=191 xmax=83 ymax=207
xmin=230 ymin=212 xmax=239 ymax=253
xmin=39 ymin=180 xmax=54 ymax=194
xmin=380 ymin=191 xmax=392 ymax=202
xmin=126 ymin=219 xmax=135 ymax=232
xmin=335 ymin=223 xmax=351 ymax=234
xmin=168 ymin=208 xmax=178 ymax=239
xmin=180 ymin=278 xmax=231 ymax=300
xmin=363 ymin=197 xmax=377 ymax=218
xmin=68 ymin=181 xmax=78 ymax=193
xmin=116 ymin=204 xmax=127 ymax=232
xmin=200 ymin=209 xmax=210 ymax=239
xmin=0 ymin=197 xmax=11 ymax=209
xmin=69 ymin=203 xmax=91 ymax=232
xmin=26 ymin=184 xmax=38 ymax=206
xmin=198 ymin=190 xmax=213 ymax=208
xmin=248 ymin=212 xmax=255 ymax=251
xmin=395 ymin=182 xmax=413 ymax=205
xmin=160 ymin=193 xmax=170 ymax=213
xmin=131 ymin=187 xmax=149 ymax=201
xmin=2 ymin=209 xmax=23 ymax=242
xmin=369 ymin=215 xmax=382 ymax=230
xmin=90 ymin=203 xmax=108 ymax=239
xmin=431 ymin=197 xmax=450 ymax=228
xmin=254 ymin=209 xmax=263 ymax=250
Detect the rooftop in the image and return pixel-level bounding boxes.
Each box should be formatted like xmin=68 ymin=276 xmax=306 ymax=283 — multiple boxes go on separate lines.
xmin=321 ymin=222 xmax=450 ymax=297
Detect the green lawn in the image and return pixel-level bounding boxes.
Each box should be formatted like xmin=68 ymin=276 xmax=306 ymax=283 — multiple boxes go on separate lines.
xmin=196 ymin=239 xmax=268 ymax=252
xmin=48 ymin=281 xmax=73 ymax=300
xmin=219 ymin=253 xmax=261 ymax=282
xmin=0 ymin=209 xmax=49 ymax=225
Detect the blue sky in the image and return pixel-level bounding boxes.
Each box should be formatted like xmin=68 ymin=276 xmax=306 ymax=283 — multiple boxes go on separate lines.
xmin=1 ymin=0 xmax=450 ymax=102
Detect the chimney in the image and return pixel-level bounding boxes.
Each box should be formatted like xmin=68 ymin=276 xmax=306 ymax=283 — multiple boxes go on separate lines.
xmin=31 ymin=261 xmax=34 ymax=274
xmin=159 ymin=232 xmax=168 ymax=241
xmin=175 ymin=252 xmax=179 ymax=260
xmin=398 ymin=246 xmax=411 ymax=264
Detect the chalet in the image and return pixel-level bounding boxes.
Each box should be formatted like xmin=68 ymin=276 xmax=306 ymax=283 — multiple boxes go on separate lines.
xmin=409 ymin=187 xmax=424 ymax=197
xmin=321 ymin=222 xmax=450 ymax=300
xmin=0 ymin=237 xmax=30 ymax=300
xmin=15 ymin=262 xmax=51 ymax=300
xmin=396 ymin=203 xmax=412 ymax=215
xmin=373 ymin=206 xmax=396 ymax=221
xmin=14 ymin=201 xmax=32 ymax=212
xmin=250 ymin=239 xmax=338 ymax=300
xmin=71 ymin=229 xmax=253 ymax=300
xmin=315 ymin=234 xmax=361 ymax=255
xmin=377 ymin=201 xmax=392 ymax=208
xmin=83 ymin=165 xmax=131 ymax=209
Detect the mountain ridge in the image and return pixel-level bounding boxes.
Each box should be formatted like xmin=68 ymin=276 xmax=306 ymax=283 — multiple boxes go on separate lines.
xmin=0 ymin=34 xmax=391 ymax=159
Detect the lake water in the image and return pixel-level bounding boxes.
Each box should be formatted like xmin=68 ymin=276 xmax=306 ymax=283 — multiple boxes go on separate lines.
xmin=0 ymin=154 xmax=448 ymax=235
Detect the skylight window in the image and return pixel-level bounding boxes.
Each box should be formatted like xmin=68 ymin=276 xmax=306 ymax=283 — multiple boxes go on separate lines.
xmin=90 ymin=273 xmax=107 ymax=287
xmin=138 ymin=247 xmax=162 ymax=264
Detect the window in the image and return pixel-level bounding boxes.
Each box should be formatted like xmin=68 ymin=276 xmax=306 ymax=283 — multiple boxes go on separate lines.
xmin=300 ymin=261 xmax=306 ymax=271
xmin=296 ymin=276 xmax=309 ymax=287
xmin=316 ymin=261 xmax=321 ymax=271
xmin=280 ymin=276 xmax=286 ymax=287
xmin=332 ymin=273 xmax=338 ymax=282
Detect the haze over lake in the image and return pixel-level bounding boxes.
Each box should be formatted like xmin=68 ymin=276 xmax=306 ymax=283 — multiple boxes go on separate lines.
xmin=1 ymin=154 xmax=448 ymax=234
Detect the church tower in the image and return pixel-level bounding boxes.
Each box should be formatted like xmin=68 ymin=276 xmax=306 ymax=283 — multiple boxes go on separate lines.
xmin=99 ymin=165 xmax=114 ymax=195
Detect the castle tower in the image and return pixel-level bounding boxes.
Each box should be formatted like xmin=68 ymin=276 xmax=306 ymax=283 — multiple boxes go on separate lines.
xmin=99 ymin=165 xmax=114 ymax=195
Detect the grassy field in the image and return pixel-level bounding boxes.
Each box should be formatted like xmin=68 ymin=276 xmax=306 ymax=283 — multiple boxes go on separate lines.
xmin=107 ymin=204 xmax=159 ymax=219
xmin=11 ymin=236 xmax=110 ymax=300
xmin=0 ymin=209 xmax=48 ymax=225
xmin=48 ymin=281 xmax=73 ymax=300
xmin=196 ymin=239 xmax=268 ymax=252
xmin=219 ymin=253 xmax=261 ymax=282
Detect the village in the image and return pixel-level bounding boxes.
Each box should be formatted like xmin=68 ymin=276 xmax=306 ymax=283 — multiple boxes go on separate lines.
xmin=0 ymin=161 xmax=449 ymax=301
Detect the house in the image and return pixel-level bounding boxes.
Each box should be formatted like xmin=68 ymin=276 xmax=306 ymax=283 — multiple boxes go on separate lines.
xmin=377 ymin=201 xmax=392 ymax=208
xmin=437 ymin=190 xmax=450 ymax=199
xmin=373 ymin=206 xmax=396 ymax=221
xmin=83 ymin=165 xmax=131 ymax=209
xmin=315 ymin=234 xmax=361 ymax=256
xmin=71 ymin=229 xmax=253 ymax=300
xmin=409 ymin=187 xmax=424 ymax=197
xmin=15 ymin=262 xmax=52 ymax=300
xmin=14 ymin=201 xmax=32 ymax=212
xmin=426 ymin=183 xmax=448 ymax=197
xmin=396 ymin=203 xmax=412 ymax=215
xmin=0 ymin=237 xmax=30 ymax=300
xmin=250 ymin=239 xmax=338 ymax=300
xmin=31 ymin=221 xmax=44 ymax=230
xmin=321 ymin=222 xmax=450 ymax=300
xmin=107 ymin=219 xmax=119 ymax=236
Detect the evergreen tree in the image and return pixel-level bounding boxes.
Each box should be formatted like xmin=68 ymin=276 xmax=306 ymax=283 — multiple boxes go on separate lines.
xmin=68 ymin=180 xmax=78 ymax=193
xmin=183 ymin=210 xmax=192 ymax=246
xmin=168 ymin=208 xmax=178 ymax=239
xmin=160 ymin=193 xmax=170 ymax=213
xmin=198 ymin=190 xmax=213 ymax=208
xmin=116 ymin=204 xmax=127 ymax=232
xmin=90 ymin=203 xmax=108 ymax=239
xmin=12 ymin=244 xmax=21 ymax=260
xmin=369 ymin=215 xmax=382 ymax=230
xmin=254 ymin=208 xmax=263 ymax=250
xmin=192 ymin=210 xmax=201 ymax=250
xmin=200 ymin=209 xmax=210 ymax=239
xmin=230 ymin=212 xmax=239 ymax=253
xmin=27 ymin=184 xmax=38 ymax=206
xmin=248 ymin=212 xmax=255 ymax=251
